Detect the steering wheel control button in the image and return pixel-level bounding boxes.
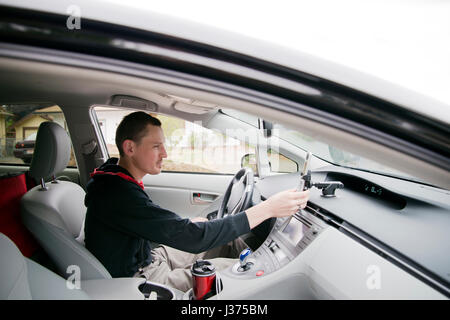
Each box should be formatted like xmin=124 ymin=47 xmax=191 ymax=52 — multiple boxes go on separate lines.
xmin=256 ymin=270 xmax=264 ymax=277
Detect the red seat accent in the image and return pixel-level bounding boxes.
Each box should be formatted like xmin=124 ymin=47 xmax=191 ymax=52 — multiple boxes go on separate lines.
xmin=0 ymin=172 xmax=40 ymax=257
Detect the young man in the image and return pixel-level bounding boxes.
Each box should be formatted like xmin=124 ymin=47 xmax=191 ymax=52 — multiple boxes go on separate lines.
xmin=84 ymin=111 xmax=310 ymax=292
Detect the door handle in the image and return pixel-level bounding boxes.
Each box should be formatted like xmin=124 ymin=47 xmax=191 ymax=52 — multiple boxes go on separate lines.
xmin=191 ymin=192 xmax=219 ymax=205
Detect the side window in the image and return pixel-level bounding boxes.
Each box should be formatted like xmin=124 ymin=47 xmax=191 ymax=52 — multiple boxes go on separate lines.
xmin=157 ymin=114 xmax=256 ymax=174
xmin=0 ymin=104 xmax=77 ymax=167
xmin=92 ymin=107 xmax=131 ymax=159
xmin=92 ymin=106 xmax=256 ymax=174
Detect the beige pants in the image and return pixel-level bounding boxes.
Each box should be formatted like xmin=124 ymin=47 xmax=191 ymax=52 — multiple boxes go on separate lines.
xmin=135 ymin=239 xmax=247 ymax=292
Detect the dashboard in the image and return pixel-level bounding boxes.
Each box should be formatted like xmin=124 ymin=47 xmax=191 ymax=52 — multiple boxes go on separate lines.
xmin=221 ymin=166 xmax=450 ymax=298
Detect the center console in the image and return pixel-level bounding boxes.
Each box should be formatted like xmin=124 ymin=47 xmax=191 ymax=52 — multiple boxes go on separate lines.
xmin=228 ymin=208 xmax=326 ymax=279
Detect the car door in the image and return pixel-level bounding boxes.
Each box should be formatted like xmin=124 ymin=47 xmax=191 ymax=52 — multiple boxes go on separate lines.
xmin=143 ymin=172 xmax=229 ymax=219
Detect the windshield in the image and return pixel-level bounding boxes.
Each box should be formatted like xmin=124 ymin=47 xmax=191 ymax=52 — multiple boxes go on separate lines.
xmin=274 ymin=124 xmax=420 ymax=179
xmin=222 ymin=108 xmax=422 ymax=183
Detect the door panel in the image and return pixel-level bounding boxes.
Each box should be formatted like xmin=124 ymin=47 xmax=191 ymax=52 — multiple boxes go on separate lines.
xmin=143 ymin=172 xmax=232 ymax=218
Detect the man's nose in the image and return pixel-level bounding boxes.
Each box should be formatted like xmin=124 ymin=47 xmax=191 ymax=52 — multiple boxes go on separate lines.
xmin=161 ymin=145 xmax=168 ymax=158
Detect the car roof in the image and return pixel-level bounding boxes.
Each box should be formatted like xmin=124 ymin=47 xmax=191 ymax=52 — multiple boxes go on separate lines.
xmin=2 ymin=0 xmax=449 ymax=124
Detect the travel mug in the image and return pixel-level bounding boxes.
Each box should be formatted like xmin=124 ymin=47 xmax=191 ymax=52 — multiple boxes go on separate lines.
xmin=191 ymin=259 xmax=216 ymax=300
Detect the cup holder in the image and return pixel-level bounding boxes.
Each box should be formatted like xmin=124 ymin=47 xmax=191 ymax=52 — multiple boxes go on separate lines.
xmin=138 ymin=281 xmax=176 ymax=300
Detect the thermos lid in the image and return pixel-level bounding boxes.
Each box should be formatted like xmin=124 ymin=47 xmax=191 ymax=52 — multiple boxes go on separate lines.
xmin=191 ymin=259 xmax=215 ymax=277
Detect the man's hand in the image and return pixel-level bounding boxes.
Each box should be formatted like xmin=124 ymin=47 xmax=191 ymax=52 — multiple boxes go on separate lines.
xmin=191 ymin=217 xmax=208 ymax=223
xmin=262 ymin=188 xmax=310 ymax=218
xmin=245 ymin=188 xmax=310 ymax=229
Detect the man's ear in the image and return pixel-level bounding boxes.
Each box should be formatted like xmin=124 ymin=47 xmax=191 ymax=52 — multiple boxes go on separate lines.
xmin=122 ymin=139 xmax=135 ymax=156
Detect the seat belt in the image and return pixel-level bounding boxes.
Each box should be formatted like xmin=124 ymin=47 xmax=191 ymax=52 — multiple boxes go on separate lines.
xmin=81 ymin=139 xmax=104 ymax=187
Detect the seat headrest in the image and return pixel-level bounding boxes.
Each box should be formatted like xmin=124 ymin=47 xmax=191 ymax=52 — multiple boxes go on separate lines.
xmin=30 ymin=122 xmax=71 ymax=180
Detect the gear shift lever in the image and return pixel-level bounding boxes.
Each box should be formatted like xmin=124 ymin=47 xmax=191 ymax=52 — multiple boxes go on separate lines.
xmin=238 ymin=248 xmax=254 ymax=272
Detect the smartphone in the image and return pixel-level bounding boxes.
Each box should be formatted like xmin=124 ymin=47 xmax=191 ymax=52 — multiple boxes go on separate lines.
xmin=297 ymin=152 xmax=312 ymax=191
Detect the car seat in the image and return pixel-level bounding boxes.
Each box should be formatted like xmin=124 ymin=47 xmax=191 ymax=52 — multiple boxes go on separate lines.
xmin=0 ymin=232 xmax=90 ymax=299
xmin=20 ymin=121 xmax=111 ymax=280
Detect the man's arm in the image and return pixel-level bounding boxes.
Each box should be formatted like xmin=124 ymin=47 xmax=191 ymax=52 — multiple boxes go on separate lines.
xmin=191 ymin=189 xmax=310 ymax=229
xmin=103 ymin=182 xmax=309 ymax=254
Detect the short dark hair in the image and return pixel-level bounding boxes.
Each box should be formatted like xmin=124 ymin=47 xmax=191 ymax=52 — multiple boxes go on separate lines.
xmin=115 ymin=111 xmax=161 ymax=157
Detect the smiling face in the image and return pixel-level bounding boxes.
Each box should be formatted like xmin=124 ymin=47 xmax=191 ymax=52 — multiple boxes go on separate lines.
xmin=121 ymin=124 xmax=168 ymax=179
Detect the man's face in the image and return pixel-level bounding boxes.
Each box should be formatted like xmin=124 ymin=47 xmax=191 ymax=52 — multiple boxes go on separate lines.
xmin=129 ymin=124 xmax=167 ymax=176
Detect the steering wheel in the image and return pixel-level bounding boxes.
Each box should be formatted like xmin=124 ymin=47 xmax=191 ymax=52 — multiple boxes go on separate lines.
xmin=217 ymin=168 xmax=254 ymax=219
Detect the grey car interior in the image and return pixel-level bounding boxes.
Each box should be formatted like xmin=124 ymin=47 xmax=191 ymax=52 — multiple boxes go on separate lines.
xmin=0 ymin=232 xmax=182 ymax=300
xmin=0 ymin=233 xmax=89 ymax=300
xmin=0 ymin=2 xmax=448 ymax=300
xmin=0 ymin=56 xmax=447 ymax=300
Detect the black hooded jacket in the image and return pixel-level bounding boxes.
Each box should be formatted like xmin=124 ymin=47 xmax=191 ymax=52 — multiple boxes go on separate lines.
xmin=84 ymin=158 xmax=251 ymax=278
